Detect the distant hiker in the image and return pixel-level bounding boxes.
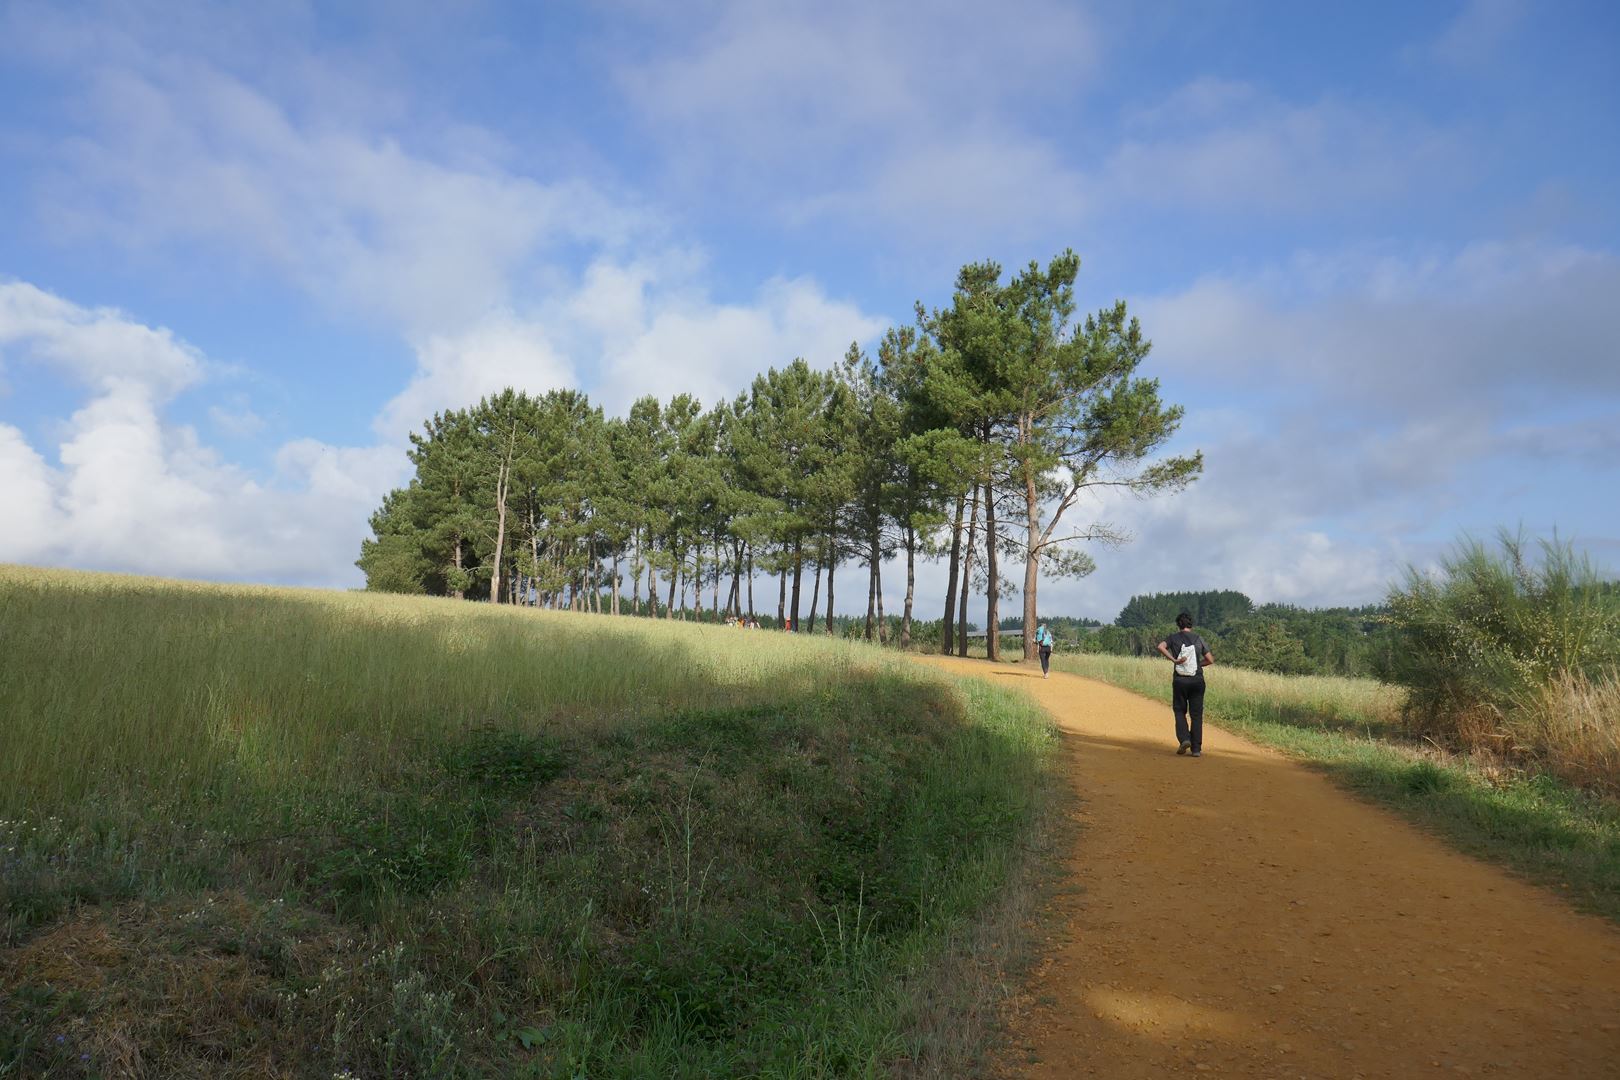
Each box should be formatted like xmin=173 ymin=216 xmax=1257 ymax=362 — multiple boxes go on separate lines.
xmin=1035 ymin=621 xmax=1055 ymax=678
xmin=1155 ymin=611 xmax=1215 ymax=757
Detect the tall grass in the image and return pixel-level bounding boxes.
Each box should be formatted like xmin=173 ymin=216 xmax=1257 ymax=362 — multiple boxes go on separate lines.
xmin=0 ymin=566 xmax=1060 ymax=1078
xmin=1052 ymin=650 xmax=1402 ymax=734
xmin=1383 ymin=532 xmax=1620 ymax=792
xmin=0 ymin=566 xmax=883 ymax=809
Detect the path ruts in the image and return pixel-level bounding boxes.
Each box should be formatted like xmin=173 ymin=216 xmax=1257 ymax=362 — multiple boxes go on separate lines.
xmin=921 ymin=656 xmax=1620 ymax=1079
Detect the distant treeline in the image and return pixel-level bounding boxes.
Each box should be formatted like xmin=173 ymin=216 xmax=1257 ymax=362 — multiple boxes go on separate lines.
xmin=997 ymin=614 xmax=1102 ymax=634
xmin=1023 ymin=589 xmax=1393 ymax=678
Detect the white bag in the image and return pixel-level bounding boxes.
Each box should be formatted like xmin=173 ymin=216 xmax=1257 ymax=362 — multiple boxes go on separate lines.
xmin=1175 ymin=643 xmax=1198 ymax=676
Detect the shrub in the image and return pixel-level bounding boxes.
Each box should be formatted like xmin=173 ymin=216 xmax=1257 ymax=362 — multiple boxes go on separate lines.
xmin=1222 ymin=620 xmax=1314 ymax=675
xmin=1383 ymin=530 xmax=1620 ymax=789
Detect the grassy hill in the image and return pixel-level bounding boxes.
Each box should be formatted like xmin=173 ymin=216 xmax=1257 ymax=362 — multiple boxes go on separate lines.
xmin=0 ymin=567 xmax=1060 ymax=1078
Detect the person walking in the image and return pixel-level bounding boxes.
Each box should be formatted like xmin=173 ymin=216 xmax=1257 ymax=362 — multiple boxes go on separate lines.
xmin=1035 ymin=621 xmax=1055 ymax=678
xmin=1155 ymin=611 xmax=1215 ymax=757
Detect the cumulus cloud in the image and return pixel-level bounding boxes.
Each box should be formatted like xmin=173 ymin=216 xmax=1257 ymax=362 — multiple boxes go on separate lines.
xmin=0 ymin=281 xmax=203 ymax=399
xmin=0 ymin=423 xmax=60 ymax=564
xmin=568 ymin=265 xmax=888 ymax=414
xmin=4 ymin=0 xmax=645 ymax=346
xmin=368 ymin=263 xmax=885 ymax=435
xmin=0 ymin=283 xmax=404 ymax=585
xmin=49 ymin=62 xmax=637 ymax=338
xmin=379 ymin=316 xmax=576 ymax=439
xmin=7 ymin=3 xmax=887 ymax=448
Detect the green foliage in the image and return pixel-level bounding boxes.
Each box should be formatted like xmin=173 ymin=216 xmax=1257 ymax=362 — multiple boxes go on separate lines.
xmin=0 ymin=567 xmax=1059 ymax=1076
xmin=1222 ymin=619 xmax=1315 ymax=675
xmin=1115 ymin=590 xmax=1255 ymax=633
xmin=916 ymin=251 xmax=1201 ymax=659
xmin=356 ymin=248 xmax=1201 ymax=665
xmin=1099 ymin=590 xmax=1393 ymax=677
xmin=999 ymin=614 xmax=1102 ymax=634
xmin=1384 ymin=531 xmax=1620 ymax=731
xmin=440 ymin=726 xmax=565 ymax=791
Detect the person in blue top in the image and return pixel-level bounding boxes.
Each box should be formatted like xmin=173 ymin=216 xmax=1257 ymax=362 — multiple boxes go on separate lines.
xmin=1035 ymin=621 xmax=1055 ymax=678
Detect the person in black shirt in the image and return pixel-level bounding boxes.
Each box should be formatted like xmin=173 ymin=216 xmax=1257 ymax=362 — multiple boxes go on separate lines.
xmin=1155 ymin=611 xmax=1215 ymax=757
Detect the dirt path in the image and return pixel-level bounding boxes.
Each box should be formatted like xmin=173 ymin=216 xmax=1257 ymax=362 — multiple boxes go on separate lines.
xmin=920 ymin=656 xmax=1620 ymax=1079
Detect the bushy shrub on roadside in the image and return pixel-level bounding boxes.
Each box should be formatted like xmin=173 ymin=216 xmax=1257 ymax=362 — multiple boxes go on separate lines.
xmin=1382 ymin=531 xmax=1620 ymax=788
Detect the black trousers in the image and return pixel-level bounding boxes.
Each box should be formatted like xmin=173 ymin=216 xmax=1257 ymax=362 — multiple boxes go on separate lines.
xmin=1172 ymin=675 xmax=1205 ymax=750
xmin=1039 ymin=646 xmax=1052 ymax=674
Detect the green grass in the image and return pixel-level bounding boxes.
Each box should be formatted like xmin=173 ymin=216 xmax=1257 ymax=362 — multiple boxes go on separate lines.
xmin=1050 ymin=651 xmax=1620 ymax=923
xmin=0 ymin=566 xmax=1061 ymax=1078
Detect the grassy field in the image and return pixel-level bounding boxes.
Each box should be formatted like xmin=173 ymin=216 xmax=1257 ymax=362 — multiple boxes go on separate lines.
xmin=1048 ymin=650 xmax=1620 ymax=922
xmin=0 ymin=567 xmax=1062 ymax=1078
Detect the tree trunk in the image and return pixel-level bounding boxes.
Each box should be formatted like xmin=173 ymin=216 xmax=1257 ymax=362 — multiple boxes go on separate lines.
xmin=875 ymin=550 xmax=886 ymax=645
xmin=528 ymin=510 xmax=541 ymax=606
xmin=958 ymin=485 xmax=978 ymax=656
xmin=865 ymin=561 xmax=876 ymax=641
xmin=588 ymin=543 xmax=598 ymax=613
xmin=612 ymin=550 xmax=621 ymax=616
xmin=631 ymin=532 xmax=642 ymax=614
xmin=452 ymin=533 xmax=465 ymax=600
xmin=902 ymin=525 xmax=915 ymax=649
xmin=747 ymin=543 xmax=755 ymax=619
xmin=826 ymin=548 xmax=836 ymax=635
xmin=712 ymin=535 xmax=721 ymax=616
xmin=729 ymin=539 xmax=742 ymax=618
xmin=864 ymin=532 xmax=878 ymax=641
xmin=777 ymin=563 xmax=786 ymax=625
xmin=985 ymin=473 xmax=1000 ymax=662
xmin=1023 ymin=451 xmax=1042 ymax=659
xmin=941 ymin=493 xmax=963 ymax=653
xmin=694 ymin=545 xmax=704 ymax=621
xmin=808 ymin=557 xmax=822 ymax=632
xmin=489 ymin=459 xmax=510 ymax=604
xmin=666 ymin=554 xmax=678 ymax=618
xmin=790 ymin=539 xmax=803 ymax=630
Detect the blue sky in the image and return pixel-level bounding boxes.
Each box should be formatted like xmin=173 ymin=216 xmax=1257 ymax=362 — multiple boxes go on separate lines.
xmin=1 ymin=0 xmax=1617 ymax=620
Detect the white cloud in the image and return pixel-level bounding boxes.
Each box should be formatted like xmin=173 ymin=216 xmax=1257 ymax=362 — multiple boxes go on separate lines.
xmin=0 ymin=281 xmax=203 ymax=398
xmin=1140 ymin=240 xmax=1620 ymax=409
xmin=50 ymin=61 xmax=639 ymax=338
xmin=614 ymin=0 xmax=1097 ymax=243
xmin=2 ymin=1 xmax=646 ymax=343
xmin=1104 ymin=79 xmax=1464 ymax=215
xmin=0 ymin=256 xmax=889 ymax=583
xmin=619 ymin=0 xmax=1095 ymax=162
xmin=369 ymin=261 xmax=886 ymax=435
xmin=580 ymin=269 xmax=887 ymax=414
xmin=1008 ymin=239 xmax=1620 ymax=614
xmin=0 ymin=423 xmax=60 ymax=563
xmin=0 ymin=283 xmax=404 ymax=586
xmin=379 ymin=316 xmax=576 ymax=438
